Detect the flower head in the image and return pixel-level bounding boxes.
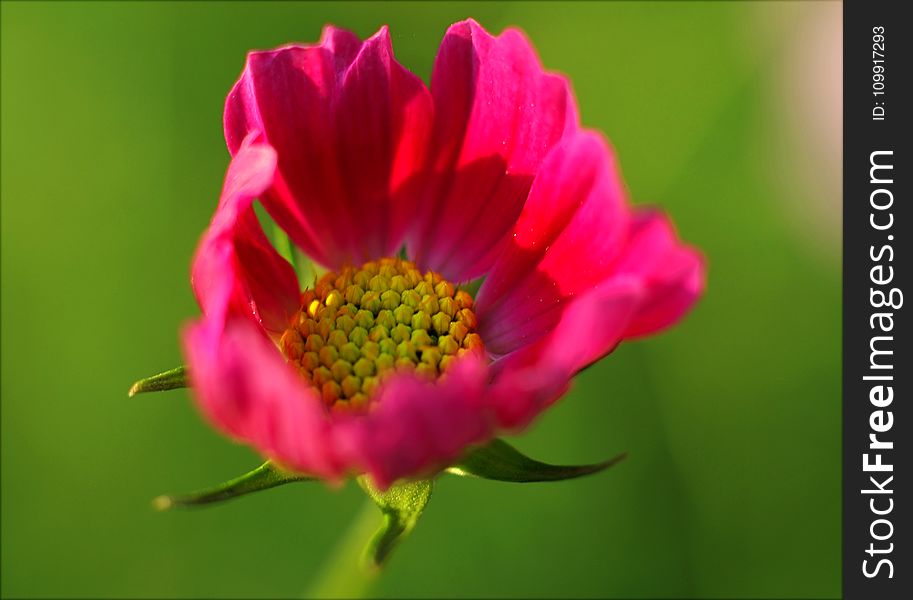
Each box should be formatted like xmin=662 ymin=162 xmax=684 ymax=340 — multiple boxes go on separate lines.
xmin=183 ymin=19 xmax=705 ymax=489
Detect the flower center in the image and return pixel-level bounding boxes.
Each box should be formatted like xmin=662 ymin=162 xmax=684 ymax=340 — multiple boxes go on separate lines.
xmin=279 ymin=257 xmax=483 ymax=412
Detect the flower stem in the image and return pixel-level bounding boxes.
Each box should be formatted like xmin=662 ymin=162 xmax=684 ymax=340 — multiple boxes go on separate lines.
xmin=305 ymin=499 xmax=381 ymax=599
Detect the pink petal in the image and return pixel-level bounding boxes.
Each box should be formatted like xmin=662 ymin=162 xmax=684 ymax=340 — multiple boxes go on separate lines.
xmin=183 ymin=316 xmax=343 ymax=480
xmin=484 ymin=211 xmax=704 ymax=431
xmin=185 ymin=271 xmax=494 ymax=486
xmin=490 ymin=280 xmax=643 ymax=429
xmin=409 ymin=19 xmax=579 ymax=282
xmin=332 ymin=355 xmax=493 ymax=489
xmin=183 ymin=279 xmax=493 ymax=486
xmin=611 ymin=210 xmax=706 ymax=338
xmin=224 ymin=26 xmax=433 ymax=268
xmin=191 ymin=136 xmax=300 ymax=335
xmin=476 ymin=131 xmax=630 ymax=355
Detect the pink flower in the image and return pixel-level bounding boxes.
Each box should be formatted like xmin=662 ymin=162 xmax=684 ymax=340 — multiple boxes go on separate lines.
xmin=183 ymin=19 xmax=705 ymax=489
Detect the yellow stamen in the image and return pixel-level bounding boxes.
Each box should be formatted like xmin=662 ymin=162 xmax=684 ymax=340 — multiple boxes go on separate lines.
xmin=280 ymin=258 xmax=483 ymax=411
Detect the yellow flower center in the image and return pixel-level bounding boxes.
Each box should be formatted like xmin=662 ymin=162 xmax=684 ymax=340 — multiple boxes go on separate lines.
xmin=279 ymin=258 xmax=483 ymax=413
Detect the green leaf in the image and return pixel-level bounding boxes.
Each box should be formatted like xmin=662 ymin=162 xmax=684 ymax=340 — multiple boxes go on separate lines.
xmin=153 ymin=461 xmax=314 ymax=510
xmin=357 ymin=477 xmax=433 ymax=570
xmin=271 ymin=221 xmax=298 ymax=272
xmin=448 ymin=438 xmax=626 ymax=483
xmin=128 ymin=366 xmax=188 ymax=397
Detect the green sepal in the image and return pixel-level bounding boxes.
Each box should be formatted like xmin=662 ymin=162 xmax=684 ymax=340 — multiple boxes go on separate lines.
xmin=448 ymin=438 xmax=626 ymax=483
xmin=458 ymin=275 xmax=485 ymax=298
xmin=153 ymin=461 xmax=314 ymax=510
xmin=357 ymin=476 xmax=433 ymax=571
xmin=128 ymin=366 xmax=188 ymax=397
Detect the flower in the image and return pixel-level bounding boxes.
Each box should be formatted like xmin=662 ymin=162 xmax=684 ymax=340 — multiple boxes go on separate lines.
xmin=183 ymin=19 xmax=705 ymax=489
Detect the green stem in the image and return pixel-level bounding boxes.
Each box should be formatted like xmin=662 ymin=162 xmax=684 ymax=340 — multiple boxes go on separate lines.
xmin=305 ymin=499 xmax=381 ymax=599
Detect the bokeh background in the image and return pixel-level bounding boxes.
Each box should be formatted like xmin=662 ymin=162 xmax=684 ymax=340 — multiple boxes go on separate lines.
xmin=1 ymin=1 xmax=841 ymax=598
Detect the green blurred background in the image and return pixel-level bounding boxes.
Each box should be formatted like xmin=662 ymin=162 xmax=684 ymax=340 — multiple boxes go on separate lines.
xmin=1 ymin=1 xmax=841 ymax=598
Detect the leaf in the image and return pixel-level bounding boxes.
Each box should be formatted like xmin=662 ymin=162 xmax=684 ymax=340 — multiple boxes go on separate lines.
xmin=153 ymin=461 xmax=314 ymax=510
xmin=448 ymin=438 xmax=626 ymax=483
xmin=357 ymin=477 xmax=433 ymax=570
xmin=271 ymin=221 xmax=298 ymax=272
xmin=128 ymin=366 xmax=188 ymax=397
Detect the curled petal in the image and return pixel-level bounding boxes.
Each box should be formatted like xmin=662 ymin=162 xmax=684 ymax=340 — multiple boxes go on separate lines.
xmin=191 ymin=136 xmax=300 ymax=334
xmin=185 ymin=316 xmax=494 ymax=487
xmin=476 ymin=131 xmax=630 ymax=355
xmin=485 ymin=209 xmax=704 ymax=430
xmin=224 ymin=26 xmax=433 ymax=268
xmin=183 ymin=316 xmax=342 ymax=481
xmin=410 ymin=19 xmax=579 ymax=282
xmin=490 ymin=279 xmax=643 ymax=429
xmin=333 ymin=355 xmax=493 ymax=489
xmin=611 ymin=210 xmax=706 ymax=338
